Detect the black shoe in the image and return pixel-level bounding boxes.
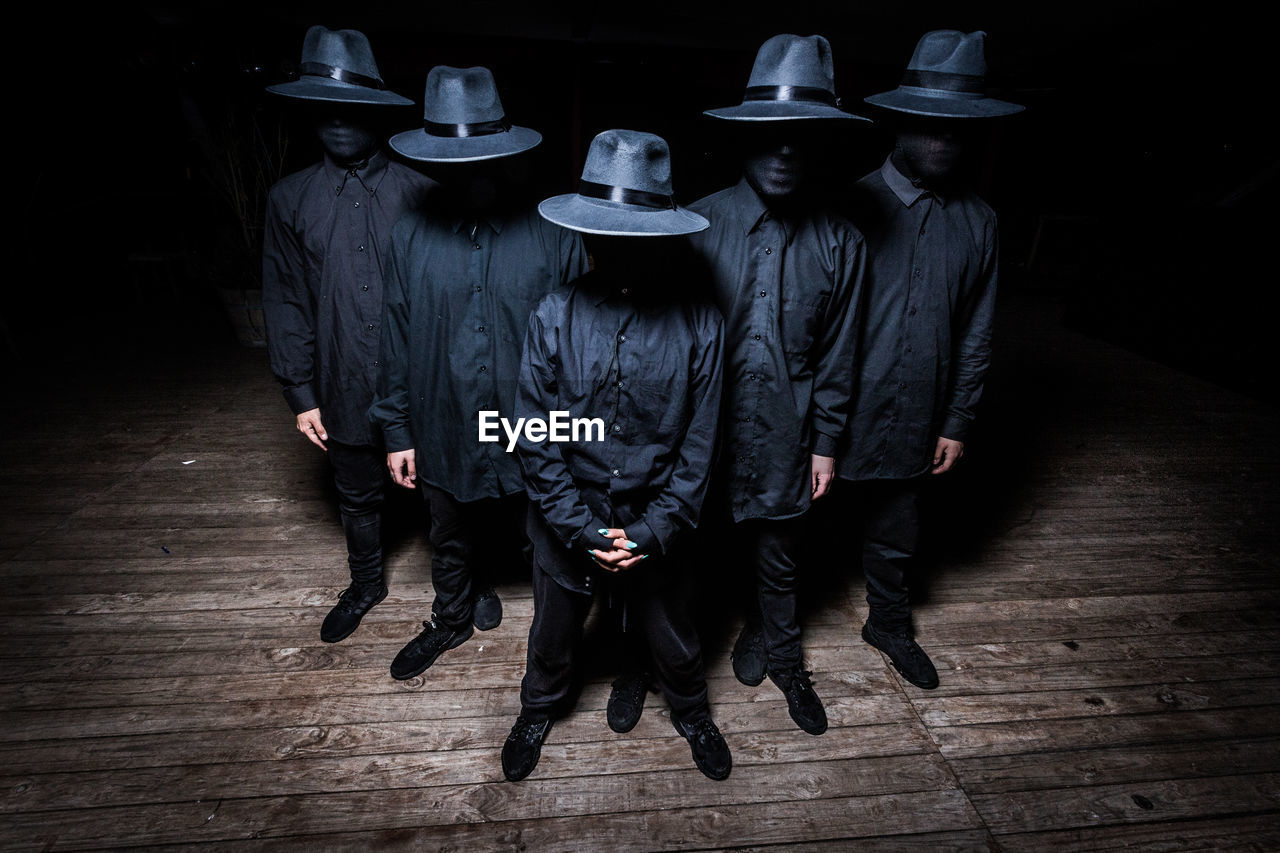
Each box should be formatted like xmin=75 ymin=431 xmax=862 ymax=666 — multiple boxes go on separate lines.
xmin=502 ymin=714 xmax=552 ymax=781
xmin=768 ymin=666 xmax=828 ymax=735
xmin=606 ymin=671 xmax=651 ymax=733
xmin=319 ymin=580 xmax=387 ymax=643
xmin=731 ymin=623 xmax=767 ymax=687
xmin=862 ymin=622 xmax=939 ymax=689
xmin=389 ymin=619 xmax=473 ymax=680
xmin=472 ymin=585 xmax=503 ymax=631
xmin=673 ymin=713 xmax=732 ymax=780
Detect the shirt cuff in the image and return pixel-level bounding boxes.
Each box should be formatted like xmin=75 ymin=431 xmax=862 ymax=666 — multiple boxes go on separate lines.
xmin=570 ymin=515 xmax=616 ymax=552
xmin=810 ymin=431 xmax=839 ymax=458
xmin=940 ymin=415 xmax=972 ymax=444
xmin=283 ymin=384 xmax=319 ymax=416
xmin=627 ymin=518 xmax=663 ymax=557
xmin=381 ymin=425 xmax=414 ymax=454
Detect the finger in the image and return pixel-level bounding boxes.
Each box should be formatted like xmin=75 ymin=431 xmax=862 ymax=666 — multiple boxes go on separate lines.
xmin=612 ymin=537 xmax=639 ymax=551
xmin=813 ymin=474 xmax=830 ymax=500
xmin=617 ymin=554 xmax=646 ymax=569
xmin=303 ymin=424 xmax=326 ymax=452
xmin=931 ymin=451 xmax=954 ymax=475
xmin=313 ymin=416 xmax=328 ymax=443
xmin=406 ymin=455 xmax=417 ymax=483
xmin=603 ymin=528 xmax=627 ymax=540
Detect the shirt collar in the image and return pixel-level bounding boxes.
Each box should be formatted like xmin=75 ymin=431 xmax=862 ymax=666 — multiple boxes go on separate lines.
xmin=324 ymin=149 xmax=389 ymax=196
xmin=881 ymin=156 xmax=947 ymax=209
xmin=450 ymin=212 xmax=505 ymax=236
xmin=731 ymin=177 xmax=796 ymax=240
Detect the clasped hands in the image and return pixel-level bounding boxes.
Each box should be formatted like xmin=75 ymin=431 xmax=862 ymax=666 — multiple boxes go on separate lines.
xmin=587 ymin=528 xmax=647 ymax=572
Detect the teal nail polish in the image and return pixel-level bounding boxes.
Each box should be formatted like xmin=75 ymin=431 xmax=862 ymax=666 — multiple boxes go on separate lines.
xmin=625 ymin=541 xmax=637 ymax=549
xmin=641 ymin=554 xmax=649 ymax=560
xmin=597 ymin=528 xmax=609 ymax=535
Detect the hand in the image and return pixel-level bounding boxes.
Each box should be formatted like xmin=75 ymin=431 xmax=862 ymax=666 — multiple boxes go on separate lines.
xmin=810 ymin=454 xmax=835 ymax=500
xmin=296 ymin=408 xmax=328 ymax=451
xmin=588 ymin=527 xmax=646 ymax=572
xmin=386 ymin=449 xmax=417 ymax=488
xmin=932 ymin=436 xmax=965 ymax=474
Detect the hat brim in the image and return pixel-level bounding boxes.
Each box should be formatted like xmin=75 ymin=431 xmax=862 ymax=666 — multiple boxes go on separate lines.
xmin=388 ymin=126 xmax=542 ymax=162
xmin=538 ymin=195 xmax=709 ymax=237
xmin=266 ymin=79 xmax=414 ymax=107
xmin=864 ymin=89 xmax=1024 ymax=119
xmin=703 ymin=101 xmax=871 ymax=122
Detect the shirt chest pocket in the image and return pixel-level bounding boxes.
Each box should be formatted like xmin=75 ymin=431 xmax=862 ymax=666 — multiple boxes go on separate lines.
xmin=781 ymin=292 xmax=830 ymax=356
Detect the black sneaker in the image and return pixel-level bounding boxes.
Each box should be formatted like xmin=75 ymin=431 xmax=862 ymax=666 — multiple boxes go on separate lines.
xmin=673 ymin=713 xmax=732 ymax=780
xmin=768 ymin=666 xmax=828 ymax=735
xmin=319 ymin=580 xmax=387 ymax=643
xmin=862 ymin=622 xmax=939 ymax=689
xmin=472 ymin=585 xmax=503 ymax=631
xmin=388 ymin=619 xmax=473 ymax=680
xmin=606 ymin=671 xmax=651 ymax=733
xmin=502 ymin=714 xmax=553 ymax=781
xmin=731 ymin=623 xmax=767 ymax=687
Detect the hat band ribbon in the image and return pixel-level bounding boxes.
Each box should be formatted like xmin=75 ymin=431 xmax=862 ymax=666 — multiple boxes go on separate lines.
xmin=743 ymin=85 xmax=838 ymax=107
xmin=900 ymin=69 xmax=985 ymax=95
xmin=578 ymin=180 xmax=676 ymax=211
xmin=300 ymin=61 xmax=388 ymax=90
xmin=423 ymin=117 xmax=512 ymax=138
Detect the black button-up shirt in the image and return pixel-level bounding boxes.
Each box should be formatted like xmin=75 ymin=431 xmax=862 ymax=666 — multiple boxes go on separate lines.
xmin=516 ymin=271 xmax=724 ymax=593
xmin=370 ymin=203 xmax=585 ymax=502
xmin=262 ymin=151 xmax=434 ymax=445
xmin=838 ymin=157 xmax=998 ymax=481
xmin=687 ymin=179 xmax=865 ymax=522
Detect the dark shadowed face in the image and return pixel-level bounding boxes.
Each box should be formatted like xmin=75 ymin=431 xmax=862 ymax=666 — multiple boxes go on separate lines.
xmin=891 ymin=117 xmax=979 ymax=186
xmin=743 ymin=139 xmax=807 ymax=202
xmin=312 ymin=106 xmax=380 ymax=165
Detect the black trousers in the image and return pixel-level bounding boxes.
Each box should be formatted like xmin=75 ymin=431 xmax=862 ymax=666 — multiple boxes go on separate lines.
xmin=419 ymin=484 xmax=525 ymax=631
xmin=847 ymin=479 xmax=920 ymax=634
xmin=520 ymin=531 xmax=709 ymax=722
xmin=738 ymin=514 xmax=808 ymax=671
xmin=327 ymin=441 xmax=386 ymax=585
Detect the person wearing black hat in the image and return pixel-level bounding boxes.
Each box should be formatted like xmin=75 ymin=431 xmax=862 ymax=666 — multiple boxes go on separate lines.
xmin=369 ymin=65 xmax=585 ymax=681
xmin=500 ymin=129 xmax=731 ymax=783
xmin=262 ymin=26 xmax=434 ymax=644
xmin=688 ymin=34 xmax=868 ymax=736
xmin=834 ymin=30 xmax=1023 ymax=689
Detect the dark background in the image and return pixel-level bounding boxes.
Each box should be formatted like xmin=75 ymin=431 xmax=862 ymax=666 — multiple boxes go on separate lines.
xmin=7 ymin=3 xmax=1270 ymax=401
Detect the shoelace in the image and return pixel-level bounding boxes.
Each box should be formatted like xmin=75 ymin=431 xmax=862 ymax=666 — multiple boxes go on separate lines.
xmin=684 ymin=717 xmax=721 ymax=745
xmin=783 ymin=669 xmax=816 ymax=697
xmin=613 ymin=675 xmax=648 ymax=705
xmin=510 ymin=715 xmax=548 ymax=744
xmin=334 ymin=584 xmax=375 ymax=614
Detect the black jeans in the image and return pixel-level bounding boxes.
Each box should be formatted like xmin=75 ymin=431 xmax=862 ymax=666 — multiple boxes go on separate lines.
xmin=846 ymin=479 xmax=920 ymax=634
xmin=738 ymin=514 xmax=808 ymax=671
xmin=327 ymin=441 xmax=386 ymax=585
xmin=520 ymin=516 xmax=709 ymax=721
xmin=419 ymin=484 xmax=524 ymax=631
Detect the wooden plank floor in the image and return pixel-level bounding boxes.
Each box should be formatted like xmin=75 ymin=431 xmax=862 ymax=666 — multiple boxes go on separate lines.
xmin=1 ymin=291 xmax=1278 ymax=851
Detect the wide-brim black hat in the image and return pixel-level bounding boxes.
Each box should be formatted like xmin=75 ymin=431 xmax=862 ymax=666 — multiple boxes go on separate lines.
xmin=389 ymin=65 xmax=541 ymax=162
xmin=865 ymin=30 xmax=1024 ymax=119
xmin=539 ymin=130 xmax=708 ymax=237
xmin=704 ymin=34 xmax=870 ymax=123
xmin=266 ymin=26 xmax=413 ymax=107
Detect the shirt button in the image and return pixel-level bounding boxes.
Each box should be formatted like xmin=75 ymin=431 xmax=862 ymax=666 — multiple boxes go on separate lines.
xmin=759 ymin=291 xmax=766 ymax=297
xmin=353 ymin=201 xmax=360 ymax=208
xmin=898 ymin=382 xmax=907 ymax=390
xmin=361 ymin=285 xmax=369 ymax=292
xmin=891 ymin=415 xmax=899 ymax=424
xmin=611 ymin=468 xmax=620 ymax=477
xmin=473 ymin=243 xmax=481 ymax=250
xmin=618 ymin=334 xmax=626 ymax=342
xmin=913 ymin=268 xmax=922 ymax=278
xmin=621 ymin=288 xmax=630 ymax=295
xmin=358 ymin=245 xmax=365 ymax=252
xmin=753 ymin=333 xmax=761 ymax=340
xmin=905 ymin=344 xmax=912 ymax=353
xmin=478 ymin=325 xmax=485 ymax=332
xmin=366 ymin=324 xmax=374 ymax=330
xmin=616 ymin=380 xmax=624 ymax=389
xmin=613 ymin=424 xmax=621 ymax=432
xmin=765 ymin=247 xmax=773 ymax=255
xmin=474 ymin=286 xmax=482 ymax=292
xmin=909 ymin=306 xmax=918 ymax=316
xmin=479 ymin=365 xmax=487 ymax=373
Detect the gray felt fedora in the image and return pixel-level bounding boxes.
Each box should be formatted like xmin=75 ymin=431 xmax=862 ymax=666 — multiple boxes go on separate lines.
xmin=704 ymin=34 xmax=869 ymax=122
xmin=538 ymin=130 xmax=708 ymax=237
xmin=865 ymin=30 xmax=1024 ymax=118
xmin=266 ymin=26 xmax=413 ymax=107
xmin=389 ymin=66 xmax=542 ymax=162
